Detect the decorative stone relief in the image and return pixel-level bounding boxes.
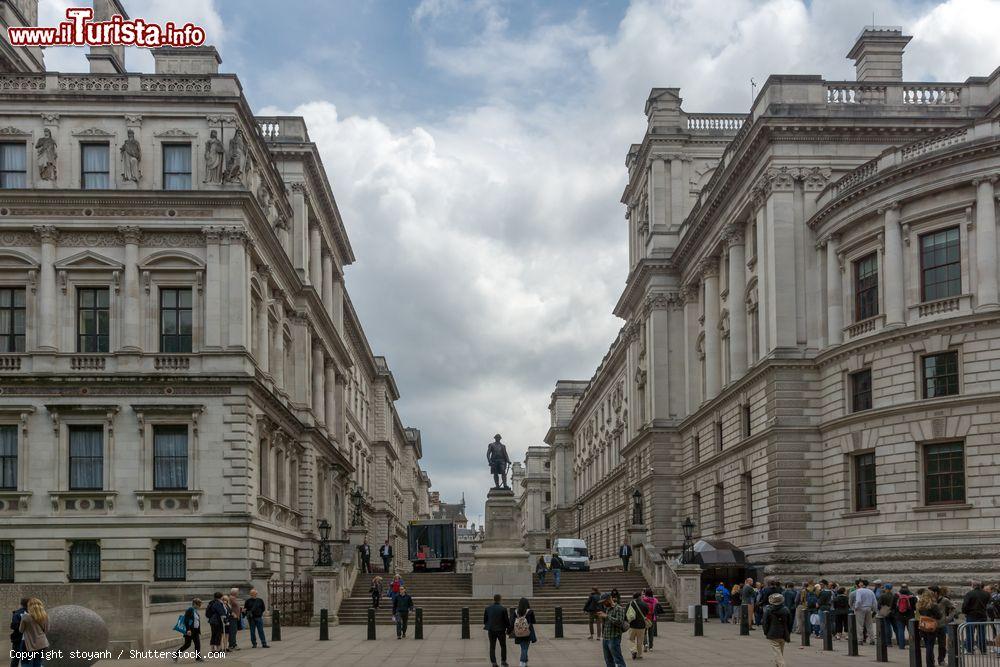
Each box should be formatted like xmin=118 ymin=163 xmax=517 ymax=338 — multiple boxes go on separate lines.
xmin=35 ymin=128 xmax=57 ymax=181
xmin=120 ymin=129 xmax=141 ymax=183
xmin=224 ymin=128 xmax=248 ymax=184
xmin=203 ymin=129 xmax=225 ymax=184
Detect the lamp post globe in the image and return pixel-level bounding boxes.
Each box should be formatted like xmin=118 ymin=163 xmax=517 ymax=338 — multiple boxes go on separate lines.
xmin=318 ymin=518 xmax=331 ymax=542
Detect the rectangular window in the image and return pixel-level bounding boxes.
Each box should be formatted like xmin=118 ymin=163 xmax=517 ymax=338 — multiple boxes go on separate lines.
xmin=742 ymin=472 xmax=752 ymax=524
xmin=850 ymin=368 xmax=873 ymax=412
xmin=692 ymin=434 xmax=700 ymax=465
xmin=714 ymin=483 xmax=725 ymax=533
xmin=77 ymin=287 xmax=109 ymax=353
xmin=854 ymin=452 xmax=876 ymax=511
xmin=750 ymin=307 xmax=760 ymax=362
xmin=742 ymin=404 xmax=751 ymax=438
xmin=0 ymin=425 xmax=16 ymax=490
xmin=854 ymin=253 xmax=879 ymax=321
xmin=80 ymin=143 xmax=110 ymax=189
xmin=924 ymin=442 xmax=965 ymax=505
xmin=0 ymin=143 xmax=27 ymax=189
xmin=692 ymin=492 xmax=701 ymax=531
xmin=162 ymin=144 xmax=192 ymax=190
xmin=68 ymin=425 xmax=103 ymax=490
xmin=159 ymin=288 xmax=193 ymax=353
xmin=0 ymin=287 xmax=26 ymax=353
xmin=0 ymin=541 xmax=12 ymax=582
xmin=154 ymin=540 xmax=186 ymax=581
xmin=922 ymin=351 xmax=959 ymax=398
xmin=715 ymin=421 xmax=723 ymax=453
xmin=69 ymin=541 xmax=100 ymax=582
xmin=153 ymin=425 xmax=188 ymax=490
xmin=920 ymin=227 xmax=961 ymax=301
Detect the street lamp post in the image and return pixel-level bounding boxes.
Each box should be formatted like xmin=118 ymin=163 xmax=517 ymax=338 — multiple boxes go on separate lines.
xmin=631 ymin=488 xmax=643 ymax=525
xmin=316 ymin=518 xmax=332 ymax=566
xmin=576 ymin=503 xmax=583 ymax=539
xmin=680 ymin=516 xmax=695 ymax=564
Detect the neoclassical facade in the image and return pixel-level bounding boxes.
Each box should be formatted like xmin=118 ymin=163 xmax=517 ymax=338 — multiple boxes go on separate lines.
xmin=0 ymin=25 xmax=432 ymax=600
xmin=546 ymin=28 xmax=1000 ymax=584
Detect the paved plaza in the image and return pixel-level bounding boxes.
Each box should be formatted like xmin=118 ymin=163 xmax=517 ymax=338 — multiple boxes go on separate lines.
xmin=97 ymin=621 xmax=909 ymax=666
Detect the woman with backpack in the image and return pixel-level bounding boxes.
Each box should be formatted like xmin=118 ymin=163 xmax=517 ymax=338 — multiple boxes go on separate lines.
xmin=509 ymin=597 xmax=536 ymax=667
xmin=893 ymin=584 xmax=916 ymax=650
xmin=173 ymin=598 xmax=204 ymax=663
xmin=584 ymin=587 xmax=602 ymax=640
xmin=806 ymin=584 xmax=821 ymax=638
xmin=626 ymin=592 xmax=650 ymax=660
xmin=917 ymin=590 xmax=943 ymax=667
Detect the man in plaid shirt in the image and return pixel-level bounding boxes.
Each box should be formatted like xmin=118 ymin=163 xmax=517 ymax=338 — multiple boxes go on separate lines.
xmin=596 ymin=592 xmax=629 ymax=667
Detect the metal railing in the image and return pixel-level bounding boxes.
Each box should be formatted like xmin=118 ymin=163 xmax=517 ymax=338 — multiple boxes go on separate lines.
xmin=955 ymin=621 xmax=1000 ymax=666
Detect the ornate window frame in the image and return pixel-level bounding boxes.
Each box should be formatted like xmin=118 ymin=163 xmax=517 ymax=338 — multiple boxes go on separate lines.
xmin=0 ymin=406 xmax=34 ymax=513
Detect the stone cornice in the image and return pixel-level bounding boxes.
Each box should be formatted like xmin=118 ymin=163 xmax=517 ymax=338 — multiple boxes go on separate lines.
xmin=613 ymin=257 xmax=675 ymax=318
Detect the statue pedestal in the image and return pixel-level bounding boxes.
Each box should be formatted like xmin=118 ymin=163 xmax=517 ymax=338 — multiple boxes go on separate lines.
xmin=310 ymin=564 xmax=342 ymax=626
xmin=472 ymin=488 xmax=532 ymax=599
xmin=346 ymin=527 xmax=367 ymax=547
xmin=626 ymin=524 xmax=646 ymax=547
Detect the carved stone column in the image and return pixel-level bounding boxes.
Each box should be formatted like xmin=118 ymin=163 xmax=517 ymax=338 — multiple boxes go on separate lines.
xmin=227 ymin=227 xmax=248 ymax=350
xmin=701 ymin=257 xmax=721 ymax=400
xmin=255 ymin=268 xmax=270 ymax=372
xmin=974 ymin=177 xmax=999 ymax=310
xmin=682 ymin=284 xmax=701 ymax=414
xmin=120 ymin=226 xmax=142 ymax=351
xmin=34 ymin=225 xmax=58 ymax=351
xmin=725 ymin=226 xmax=748 ymax=380
xmin=312 ymin=339 xmax=326 ymax=427
xmin=272 ymin=306 xmax=285 ymax=389
xmin=309 ymin=224 xmax=322 ymax=292
xmin=321 ymin=251 xmax=335 ymax=321
xmin=324 ymin=361 xmax=337 ymax=442
xmin=825 ymin=235 xmax=843 ymax=345
xmin=881 ymin=203 xmax=905 ymax=326
xmin=202 ymin=226 xmax=224 ymax=349
xmin=332 ymin=275 xmax=345 ymax=334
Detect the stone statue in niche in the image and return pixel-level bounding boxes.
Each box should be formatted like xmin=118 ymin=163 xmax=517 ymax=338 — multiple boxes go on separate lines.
xmin=203 ymin=130 xmax=224 ymax=184
xmin=35 ymin=128 xmax=57 ymax=181
xmin=257 ymin=182 xmax=277 ymax=223
xmin=120 ymin=129 xmax=141 ymax=182
xmin=224 ymin=128 xmax=248 ymax=184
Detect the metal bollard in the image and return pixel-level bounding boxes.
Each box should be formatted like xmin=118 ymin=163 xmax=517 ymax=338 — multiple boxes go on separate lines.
xmin=739 ymin=604 xmax=749 ymax=636
xmin=800 ymin=608 xmax=810 ymax=647
xmin=415 ymin=608 xmax=423 ymax=640
xmin=875 ymin=617 xmax=888 ymax=662
xmin=823 ymin=610 xmax=834 ymax=651
xmin=908 ymin=618 xmax=922 ymax=667
xmin=848 ymin=611 xmax=859 ymax=657
xmin=694 ymin=605 xmax=704 ymax=637
xmin=554 ymin=607 xmax=564 ymax=639
xmin=461 ymin=607 xmax=470 ymax=640
xmin=319 ymin=608 xmax=329 ymax=641
xmin=946 ymin=621 xmax=959 ymax=667
xmin=270 ymin=609 xmax=282 ymax=642
xmin=367 ymin=607 xmax=376 ymax=641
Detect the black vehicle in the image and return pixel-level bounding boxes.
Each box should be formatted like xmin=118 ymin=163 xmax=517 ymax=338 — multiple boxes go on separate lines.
xmin=407 ymin=519 xmax=457 ymax=571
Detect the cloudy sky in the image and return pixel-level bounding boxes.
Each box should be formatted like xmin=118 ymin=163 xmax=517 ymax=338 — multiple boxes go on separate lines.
xmin=41 ymin=0 xmax=1000 ymax=523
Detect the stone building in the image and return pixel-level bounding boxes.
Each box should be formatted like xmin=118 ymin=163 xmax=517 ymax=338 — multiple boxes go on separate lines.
xmin=515 ymin=446 xmax=552 ymax=554
xmin=546 ymin=27 xmax=1000 ymax=586
xmin=0 ymin=7 xmax=432 ymax=631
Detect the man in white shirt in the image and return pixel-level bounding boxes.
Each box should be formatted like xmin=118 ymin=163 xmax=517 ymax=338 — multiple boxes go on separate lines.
xmin=852 ymin=580 xmax=877 ymax=645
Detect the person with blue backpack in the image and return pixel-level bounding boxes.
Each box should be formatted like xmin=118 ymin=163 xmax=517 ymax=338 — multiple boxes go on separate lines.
xmin=172 ymin=598 xmax=204 ymax=663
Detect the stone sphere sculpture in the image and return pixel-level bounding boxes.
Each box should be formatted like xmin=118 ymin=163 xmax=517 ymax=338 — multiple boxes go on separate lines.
xmin=46 ymin=605 xmax=110 ymax=667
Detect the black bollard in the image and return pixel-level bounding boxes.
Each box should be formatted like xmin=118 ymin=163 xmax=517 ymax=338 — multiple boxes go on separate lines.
xmin=319 ymin=608 xmax=329 ymax=641
xmin=875 ymin=617 xmax=888 ymax=662
xmin=800 ymin=608 xmax=810 ymax=647
xmin=461 ymin=607 xmax=470 ymax=640
xmin=908 ymin=618 xmax=922 ymax=667
xmin=823 ymin=610 xmax=834 ymax=651
xmin=694 ymin=605 xmax=704 ymax=637
xmin=848 ymin=611 xmax=859 ymax=657
xmin=946 ymin=621 xmax=959 ymax=667
xmin=554 ymin=607 xmax=564 ymax=639
xmin=739 ymin=604 xmax=749 ymax=636
xmin=367 ymin=607 xmax=376 ymax=641
xmin=270 ymin=609 xmax=282 ymax=642
xmin=415 ymin=608 xmax=423 ymax=640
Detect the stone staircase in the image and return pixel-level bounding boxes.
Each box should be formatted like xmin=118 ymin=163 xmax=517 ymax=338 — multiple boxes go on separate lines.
xmin=338 ymin=570 xmax=671 ymax=625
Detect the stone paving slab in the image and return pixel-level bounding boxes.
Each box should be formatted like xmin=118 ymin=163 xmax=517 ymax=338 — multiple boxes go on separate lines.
xmin=97 ymin=620 xmax=911 ymax=666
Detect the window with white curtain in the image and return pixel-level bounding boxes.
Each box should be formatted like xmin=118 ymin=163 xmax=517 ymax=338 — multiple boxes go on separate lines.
xmin=68 ymin=425 xmax=103 ymax=490
xmin=80 ymin=143 xmax=110 ymax=189
xmin=0 ymin=143 xmax=26 ymax=189
xmin=162 ymin=144 xmax=192 ymax=190
xmin=153 ymin=425 xmax=188 ymax=490
xmin=0 ymin=426 xmax=16 ymax=490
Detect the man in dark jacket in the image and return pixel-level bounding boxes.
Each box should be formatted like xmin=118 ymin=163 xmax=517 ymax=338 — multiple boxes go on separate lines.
xmin=626 ymin=592 xmax=650 ymax=660
xmin=205 ymin=593 xmax=226 ymax=653
xmin=762 ymin=593 xmax=792 ymax=667
xmin=962 ymin=580 xmax=990 ymax=654
xmin=380 ymin=540 xmax=393 ymax=574
xmin=359 ymin=539 xmax=372 ymax=573
xmin=9 ymin=598 xmax=27 ymax=667
xmin=393 ymin=586 xmax=414 ymax=639
xmin=243 ymin=589 xmax=269 ymax=649
xmin=619 ymin=540 xmax=632 ymax=571
xmin=550 ymin=553 xmax=564 ymax=589
xmin=782 ymin=583 xmax=798 ymax=633
xmin=483 ymin=594 xmax=511 ymax=667
xmin=876 ymin=583 xmax=897 ymax=649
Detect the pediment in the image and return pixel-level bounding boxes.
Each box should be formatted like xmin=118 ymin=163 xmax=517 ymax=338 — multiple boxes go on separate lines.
xmin=72 ymin=127 xmax=115 ymax=137
xmin=0 ymin=250 xmax=39 ymax=270
xmin=54 ymin=250 xmax=123 ymax=271
xmin=154 ymin=128 xmax=197 ymax=138
xmin=138 ymin=249 xmax=204 ymax=270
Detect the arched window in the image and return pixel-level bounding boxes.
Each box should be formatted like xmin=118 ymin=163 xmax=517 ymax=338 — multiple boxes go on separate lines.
xmin=154 ymin=540 xmax=186 ymax=581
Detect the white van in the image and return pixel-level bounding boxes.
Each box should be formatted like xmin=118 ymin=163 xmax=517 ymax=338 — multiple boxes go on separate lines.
xmin=553 ymin=538 xmax=590 ymax=571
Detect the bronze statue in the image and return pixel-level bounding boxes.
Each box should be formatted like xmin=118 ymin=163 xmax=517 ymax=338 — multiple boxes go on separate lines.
xmin=486 ymin=433 xmax=511 ymax=489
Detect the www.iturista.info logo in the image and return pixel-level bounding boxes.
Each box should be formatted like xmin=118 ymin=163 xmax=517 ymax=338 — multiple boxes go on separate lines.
xmin=7 ymin=7 xmax=206 ymax=48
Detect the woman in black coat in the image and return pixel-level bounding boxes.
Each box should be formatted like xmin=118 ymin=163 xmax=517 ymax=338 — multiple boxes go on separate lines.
xmin=509 ymin=597 xmax=537 ymax=667
xmin=205 ymin=592 xmax=226 ymax=653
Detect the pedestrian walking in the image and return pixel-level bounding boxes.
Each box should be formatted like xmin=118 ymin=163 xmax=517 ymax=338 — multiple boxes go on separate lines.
xmin=618 ymin=540 xmax=632 ymax=572
xmin=782 ymin=583 xmax=798 ymax=633
xmin=962 ymin=579 xmax=990 ymax=655
xmin=226 ymin=587 xmax=242 ymax=651
xmin=832 ymin=587 xmax=850 ymax=640
xmin=359 ymin=539 xmax=372 ymax=574
xmin=731 ymin=583 xmax=743 ymax=624
xmin=206 ymin=592 xmax=226 ymax=654
xmin=483 ymin=594 xmax=511 ymax=667
xmin=754 ymin=581 xmax=766 ymax=627
xmin=917 ymin=590 xmax=943 ymax=667
xmin=585 ymin=587 xmax=603 ymax=640
xmin=762 ymin=593 xmax=792 ymax=667
xmin=715 ymin=582 xmax=733 ymax=624
xmin=626 ymin=591 xmax=649 ymax=660
xmin=535 ymin=556 xmax=547 ymax=587
xmin=743 ymin=578 xmax=757 ymax=630
xmin=934 ymin=585 xmax=958 ymax=664
xmin=392 ymin=586 xmax=413 ymax=639
xmin=596 ymin=593 xmax=628 ymax=667
xmin=172 ymin=598 xmax=204 ymax=663
xmin=893 ymin=584 xmax=916 ymax=650
xmin=876 ymin=583 xmax=896 ymax=648
xmin=641 ymin=588 xmax=659 ymax=651
xmin=510 ymin=597 xmax=537 ymax=667
xmin=243 ymin=588 xmax=268 ymax=649
xmin=852 ymin=580 xmax=876 ymax=645
xmin=370 ymin=576 xmax=383 ymax=609
xmin=379 ymin=540 xmax=393 ymax=574
xmin=17 ymin=599 xmax=48 ymax=667
xmin=549 ymin=552 xmax=564 ymax=588
xmin=8 ymin=598 xmax=27 ymax=667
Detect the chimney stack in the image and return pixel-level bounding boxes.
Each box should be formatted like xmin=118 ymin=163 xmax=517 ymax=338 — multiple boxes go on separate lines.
xmin=848 ymin=26 xmax=912 ymax=82
xmin=86 ymin=0 xmax=128 ymax=73
xmin=152 ymin=47 xmax=222 ymax=75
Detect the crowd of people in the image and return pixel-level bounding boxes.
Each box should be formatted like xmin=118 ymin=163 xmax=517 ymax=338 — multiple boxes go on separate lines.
xmin=170 ymin=586 xmax=270 ymax=662
xmin=709 ymin=577 xmax=1000 ymax=666
xmin=368 ymin=573 xmax=414 ymax=639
